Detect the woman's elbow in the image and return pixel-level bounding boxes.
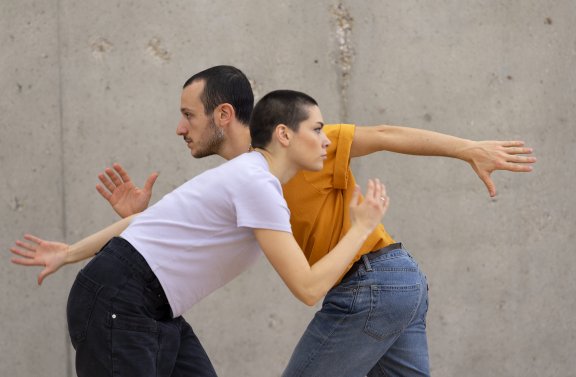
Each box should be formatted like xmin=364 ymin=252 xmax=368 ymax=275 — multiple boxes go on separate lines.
xmin=294 ymin=289 xmax=322 ymax=307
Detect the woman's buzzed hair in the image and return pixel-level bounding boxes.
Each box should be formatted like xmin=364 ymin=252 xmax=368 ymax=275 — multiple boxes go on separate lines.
xmin=183 ymin=65 xmax=254 ymax=125
xmin=249 ymin=90 xmax=318 ymax=149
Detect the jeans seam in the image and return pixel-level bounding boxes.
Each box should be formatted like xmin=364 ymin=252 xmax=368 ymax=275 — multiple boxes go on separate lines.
xmin=68 ymin=272 xmax=104 ymax=346
xmin=295 ymin=284 xmax=360 ymax=376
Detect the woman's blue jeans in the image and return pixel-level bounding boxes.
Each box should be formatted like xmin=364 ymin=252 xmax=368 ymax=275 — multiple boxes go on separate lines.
xmin=66 ymin=237 xmax=217 ymax=377
xmin=283 ymin=243 xmax=430 ymax=377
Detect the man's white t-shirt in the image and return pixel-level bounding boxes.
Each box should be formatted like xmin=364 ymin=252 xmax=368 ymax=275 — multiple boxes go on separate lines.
xmin=121 ymin=152 xmax=292 ymax=317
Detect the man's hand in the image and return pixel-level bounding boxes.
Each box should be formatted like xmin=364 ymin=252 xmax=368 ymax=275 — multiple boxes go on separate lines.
xmin=10 ymin=234 xmax=70 ymax=285
xmin=461 ymin=140 xmax=536 ymax=197
xmin=96 ymin=163 xmax=159 ymax=218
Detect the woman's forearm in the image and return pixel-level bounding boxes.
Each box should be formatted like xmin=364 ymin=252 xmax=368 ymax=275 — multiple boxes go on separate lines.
xmin=351 ymin=125 xmax=476 ymax=159
xmin=64 ymin=215 xmax=135 ymax=264
xmin=303 ymin=224 xmax=371 ymax=302
xmin=256 ymin=224 xmax=372 ymax=307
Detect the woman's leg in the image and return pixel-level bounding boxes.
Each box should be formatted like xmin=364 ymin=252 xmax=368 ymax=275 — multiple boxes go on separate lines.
xmin=367 ymin=270 xmax=430 ymax=377
xmin=282 ymin=247 xmax=429 ymax=377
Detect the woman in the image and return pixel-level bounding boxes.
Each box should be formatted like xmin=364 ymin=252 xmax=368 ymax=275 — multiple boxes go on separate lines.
xmin=10 ymin=89 xmax=389 ymax=377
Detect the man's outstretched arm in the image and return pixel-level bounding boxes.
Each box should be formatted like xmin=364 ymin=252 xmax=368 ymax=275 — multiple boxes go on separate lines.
xmin=350 ymin=125 xmax=536 ymax=197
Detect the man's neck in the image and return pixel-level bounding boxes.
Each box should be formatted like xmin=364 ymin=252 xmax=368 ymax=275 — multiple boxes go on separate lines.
xmin=219 ymin=123 xmax=252 ymax=160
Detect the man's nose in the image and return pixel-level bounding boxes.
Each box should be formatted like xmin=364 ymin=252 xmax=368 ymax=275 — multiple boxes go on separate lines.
xmin=176 ymin=117 xmax=188 ymax=135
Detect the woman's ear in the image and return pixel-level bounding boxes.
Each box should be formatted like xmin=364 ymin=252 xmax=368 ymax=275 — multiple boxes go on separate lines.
xmin=276 ymin=124 xmax=291 ymax=147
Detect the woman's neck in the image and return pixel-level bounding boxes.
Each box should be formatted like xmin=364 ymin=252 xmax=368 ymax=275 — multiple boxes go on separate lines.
xmin=253 ymin=148 xmax=299 ymax=184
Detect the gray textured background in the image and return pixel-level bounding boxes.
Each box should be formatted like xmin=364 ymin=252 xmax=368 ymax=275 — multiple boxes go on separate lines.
xmin=1 ymin=1 xmax=575 ymax=376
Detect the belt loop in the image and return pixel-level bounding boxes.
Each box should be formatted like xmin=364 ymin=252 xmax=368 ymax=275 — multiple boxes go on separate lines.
xmin=361 ymin=254 xmax=373 ymax=272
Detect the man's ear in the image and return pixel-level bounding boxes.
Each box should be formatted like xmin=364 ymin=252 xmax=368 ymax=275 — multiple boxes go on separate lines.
xmin=215 ymin=103 xmax=235 ymax=127
xmin=276 ymin=124 xmax=291 ymax=147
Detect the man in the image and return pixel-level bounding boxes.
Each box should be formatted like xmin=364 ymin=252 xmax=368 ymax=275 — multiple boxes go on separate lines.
xmin=15 ymin=65 xmax=535 ymax=376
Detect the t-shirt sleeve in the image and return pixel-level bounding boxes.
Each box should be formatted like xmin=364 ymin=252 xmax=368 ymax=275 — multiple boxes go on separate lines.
xmin=324 ymin=124 xmax=355 ymax=189
xmin=233 ymin=172 xmax=292 ymax=233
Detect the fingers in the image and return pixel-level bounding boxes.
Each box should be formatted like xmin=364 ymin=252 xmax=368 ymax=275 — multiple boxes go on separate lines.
xmin=97 ymin=163 xmax=127 ymax=192
xmin=484 ymin=142 xmax=536 ymax=173
xmin=480 ymin=173 xmax=497 ymax=197
xmin=503 ymin=162 xmax=534 ymax=172
xmin=506 ymin=147 xmax=534 ymax=155
xmin=508 ymin=154 xmax=537 ymax=164
xmin=376 ymin=180 xmax=389 ymax=210
xmin=98 ymin=172 xmax=116 ymax=193
xmin=10 ymin=247 xmax=32 ymax=259
xmin=24 ymin=234 xmax=43 ymax=244
xmin=38 ymin=267 xmax=53 ymax=285
xmin=96 ymin=184 xmax=112 ymax=200
xmin=9 ymin=240 xmax=37 ymax=261
xmin=10 ymin=245 xmax=43 ymax=266
xmin=105 ymin=167 xmax=123 ymax=187
xmin=364 ymin=179 xmax=388 ymax=209
xmin=112 ymin=163 xmax=132 ymax=183
xmin=9 ymin=234 xmax=42 ymax=259
xmin=10 ymin=256 xmax=42 ymax=266
xmin=14 ymin=239 xmax=36 ymax=252
xmin=364 ymin=179 xmax=375 ymax=200
xmin=501 ymin=141 xmax=525 ymax=148
xmin=143 ymin=172 xmax=159 ymax=192
xmin=501 ymin=143 xmax=536 ymax=163
xmin=350 ymin=184 xmax=361 ymax=206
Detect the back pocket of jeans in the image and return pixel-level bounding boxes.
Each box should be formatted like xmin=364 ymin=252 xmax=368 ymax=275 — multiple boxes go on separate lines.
xmin=66 ymin=272 xmax=103 ymax=347
xmin=364 ymin=284 xmax=421 ymax=340
xmin=105 ymin=312 xmax=159 ymax=333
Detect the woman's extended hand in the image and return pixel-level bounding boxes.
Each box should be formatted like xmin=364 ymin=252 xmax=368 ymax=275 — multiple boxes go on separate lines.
xmin=10 ymin=234 xmax=70 ymax=285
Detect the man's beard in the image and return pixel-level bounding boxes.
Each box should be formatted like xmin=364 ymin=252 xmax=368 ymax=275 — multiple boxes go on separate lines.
xmin=193 ymin=117 xmax=225 ymax=159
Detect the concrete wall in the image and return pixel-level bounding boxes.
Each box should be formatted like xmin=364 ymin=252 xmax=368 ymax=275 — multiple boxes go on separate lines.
xmin=1 ymin=1 xmax=574 ymax=376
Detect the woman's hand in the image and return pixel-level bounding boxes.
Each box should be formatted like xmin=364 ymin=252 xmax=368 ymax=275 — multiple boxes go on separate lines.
xmin=10 ymin=234 xmax=70 ymax=285
xmin=349 ymin=178 xmax=389 ymax=235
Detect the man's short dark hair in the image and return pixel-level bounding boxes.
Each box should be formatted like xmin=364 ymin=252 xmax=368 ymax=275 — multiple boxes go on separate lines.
xmin=183 ymin=65 xmax=254 ymax=125
xmin=250 ymin=90 xmax=318 ymax=149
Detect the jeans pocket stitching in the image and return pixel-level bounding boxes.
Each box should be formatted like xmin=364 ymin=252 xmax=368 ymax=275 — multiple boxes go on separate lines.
xmin=363 ymin=283 xmax=422 ymax=340
xmin=67 ymin=272 xmax=103 ymax=346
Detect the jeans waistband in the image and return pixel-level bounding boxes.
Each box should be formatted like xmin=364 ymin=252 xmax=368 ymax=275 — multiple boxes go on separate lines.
xmin=102 ymin=237 xmax=158 ymax=283
xmin=343 ymin=242 xmax=404 ymax=281
xmin=90 ymin=237 xmax=172 ymax=319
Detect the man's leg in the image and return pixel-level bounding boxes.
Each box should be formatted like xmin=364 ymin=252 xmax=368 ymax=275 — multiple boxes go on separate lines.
xmin=169 ymin=317 xmax=218 ymax=377
xmin=67 ymin=238 xmax=216 ymax=377
xmin=68 ymin=251 xmax=166 ymax=377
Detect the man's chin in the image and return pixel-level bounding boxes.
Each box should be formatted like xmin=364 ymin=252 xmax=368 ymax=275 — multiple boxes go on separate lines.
xmin=191 ymin=149 xmax=215 ymax=159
